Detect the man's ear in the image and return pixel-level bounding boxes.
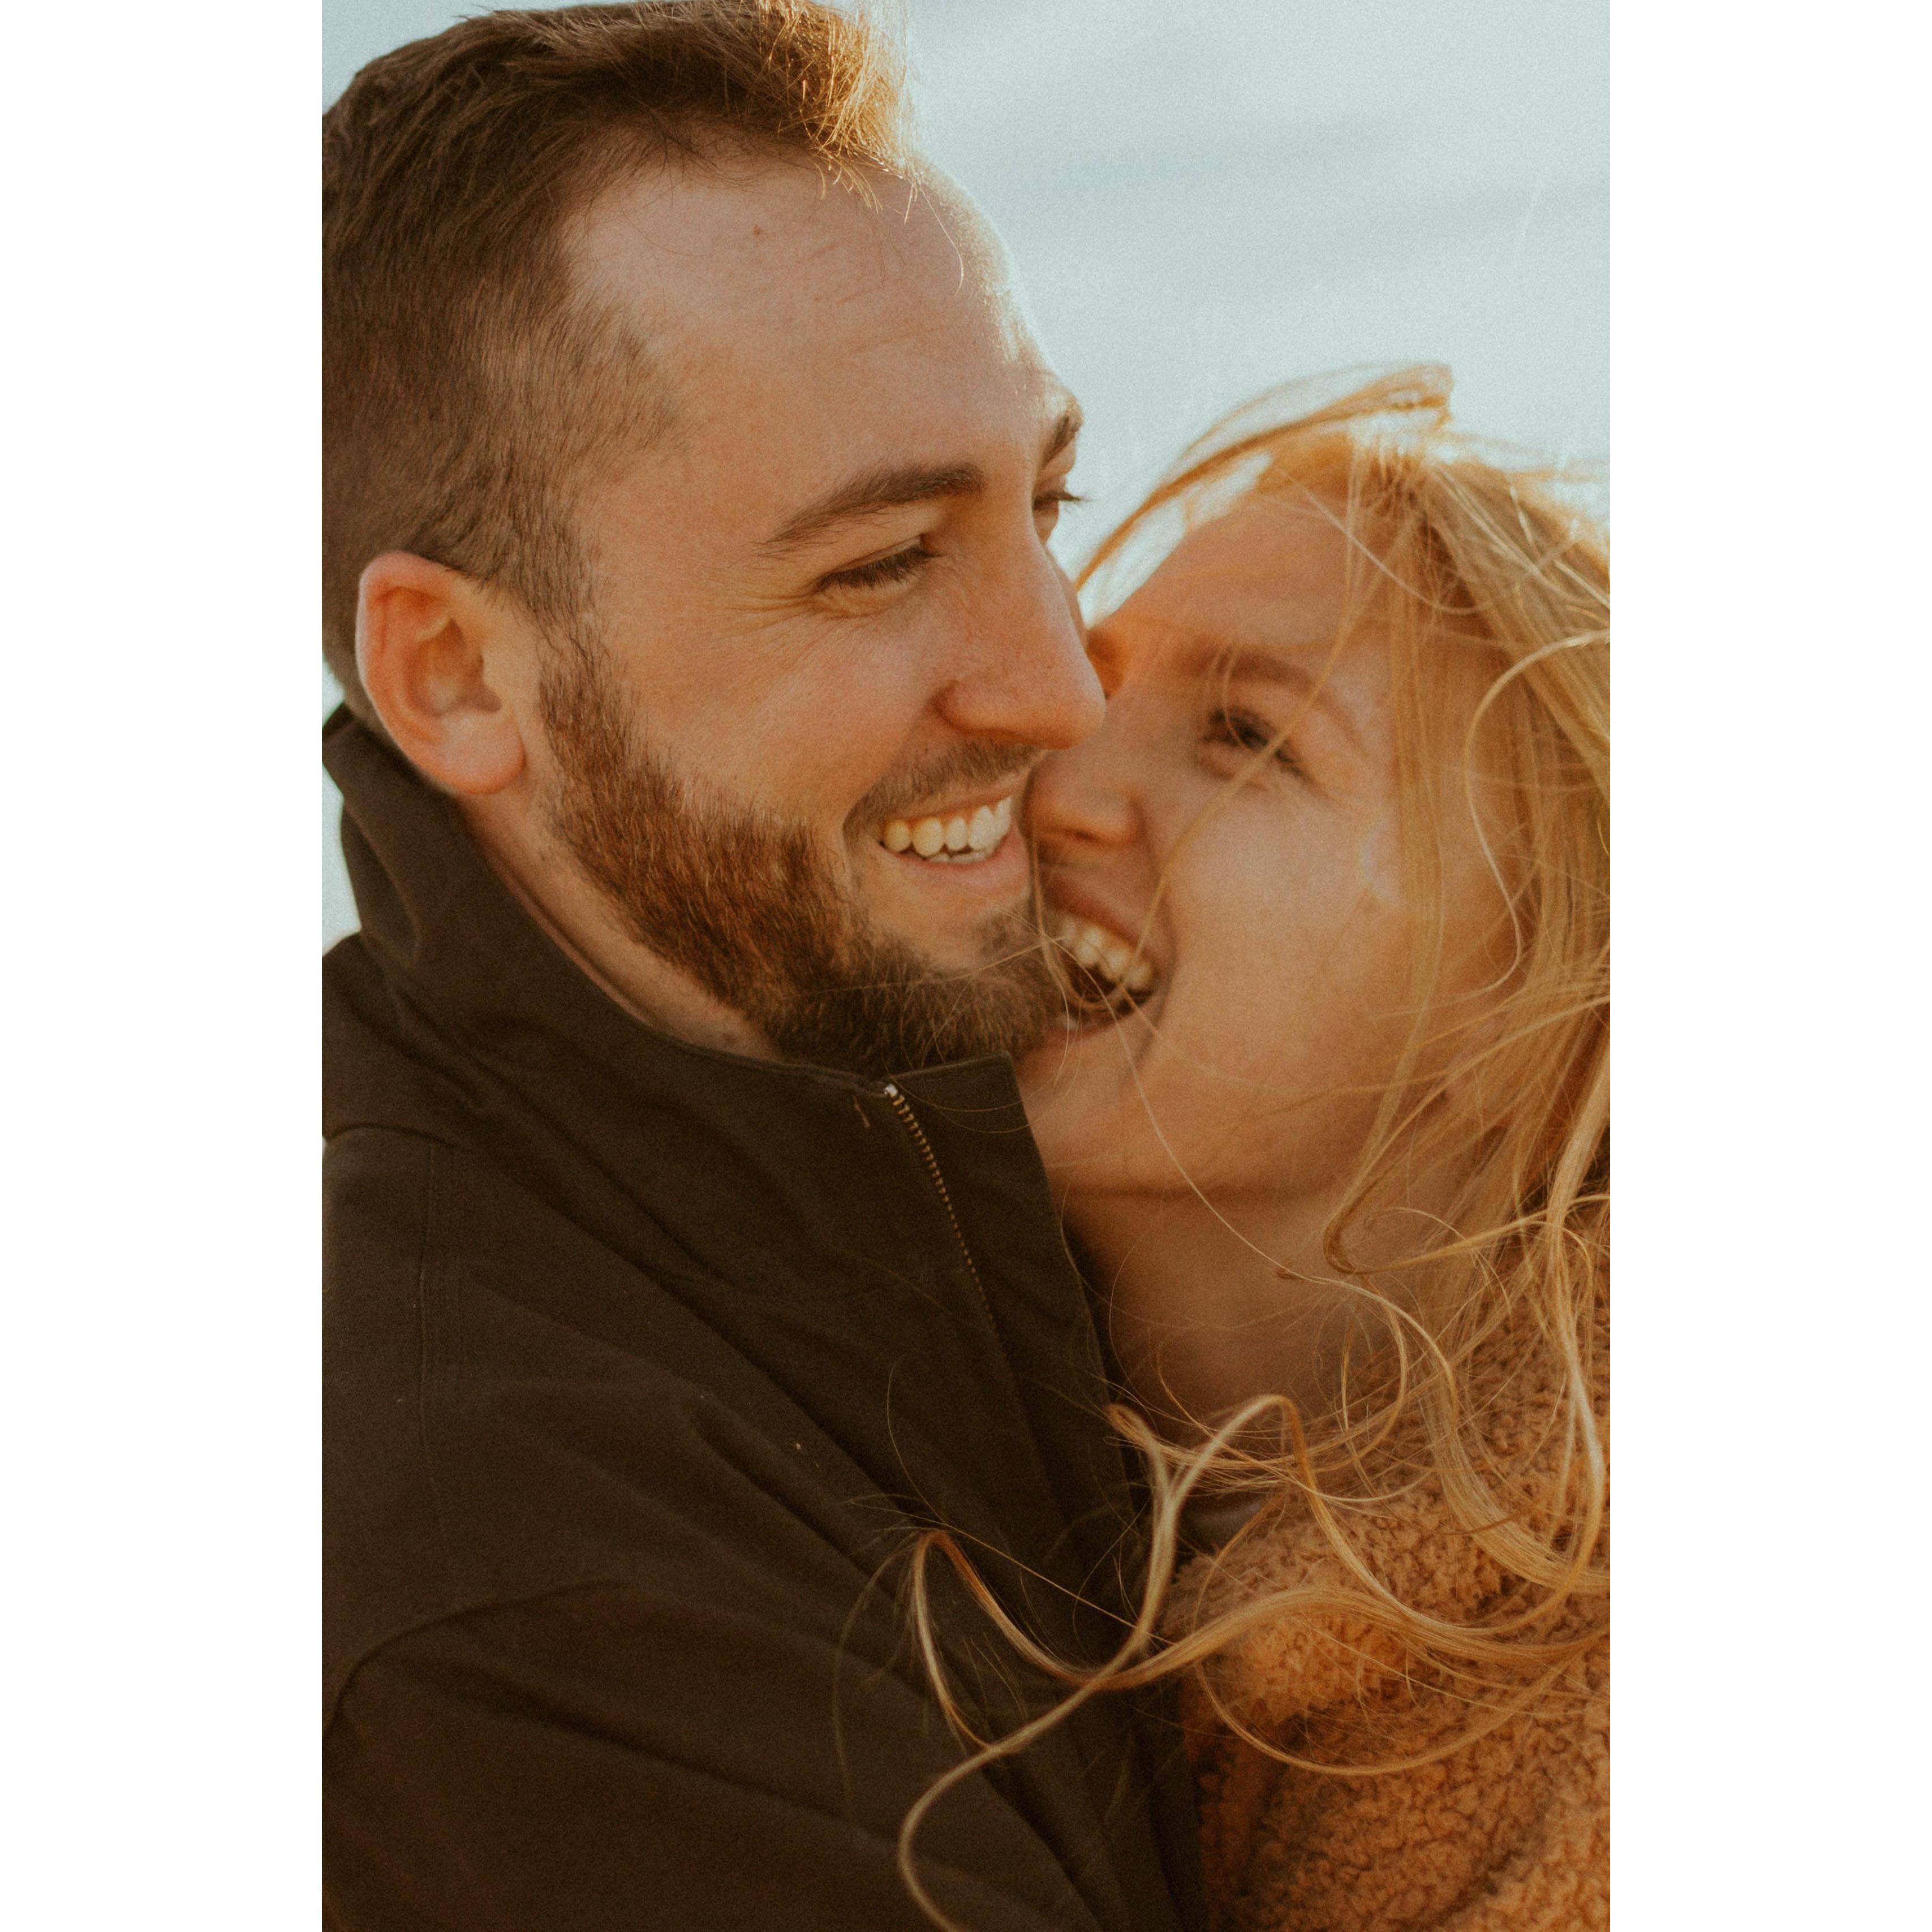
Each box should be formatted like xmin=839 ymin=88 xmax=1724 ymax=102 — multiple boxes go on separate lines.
xmin=355 ymin=552 xmax=528 ymax=796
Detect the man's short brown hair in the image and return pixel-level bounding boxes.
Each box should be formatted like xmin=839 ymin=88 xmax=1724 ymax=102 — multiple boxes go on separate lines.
xmin=322 ymin=1 xmax=909 ymax=716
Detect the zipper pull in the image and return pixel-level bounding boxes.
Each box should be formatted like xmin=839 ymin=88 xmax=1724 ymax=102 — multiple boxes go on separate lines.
xmin=878 ymin=1080 xmax=991 ymax=1315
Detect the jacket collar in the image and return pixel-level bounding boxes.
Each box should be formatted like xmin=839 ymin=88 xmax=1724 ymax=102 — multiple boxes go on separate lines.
xmin=323 ymin=707 xmax=1067 ymax=1300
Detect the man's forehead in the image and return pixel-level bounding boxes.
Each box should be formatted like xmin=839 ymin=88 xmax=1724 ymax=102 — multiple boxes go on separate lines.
xmin=571 ymin=155 xmax=1028 ymax=370
xmin=569 ymin=153 xmax=1066 ymax=509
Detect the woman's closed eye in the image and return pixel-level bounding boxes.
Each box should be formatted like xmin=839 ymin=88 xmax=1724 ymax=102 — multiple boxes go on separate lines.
xmin=1035 ymin=485 xmax=1086 ymax=540
xmin=1203 ymin=704 xmax=1305 ymax=777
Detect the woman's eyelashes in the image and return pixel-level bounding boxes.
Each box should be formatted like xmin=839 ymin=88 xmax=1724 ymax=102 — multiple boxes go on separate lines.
xmin=1035 ymin=485 xmax=1086 ymax=538
xmin=1202 ymin=704 xmax=1304 ymax=777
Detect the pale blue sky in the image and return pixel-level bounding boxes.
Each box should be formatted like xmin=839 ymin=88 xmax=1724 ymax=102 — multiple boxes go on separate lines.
xmin=323 ymin=0 xmax=1607 ymax=943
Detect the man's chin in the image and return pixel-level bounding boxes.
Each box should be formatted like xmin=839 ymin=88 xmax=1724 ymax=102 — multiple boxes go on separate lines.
xmin=759 ymin=925 xmax=1061 ymax=1078
xmin=540 ymin=646 xmax=1053 ymax=1075
xmin=876 ymin=930 xmax=1029 ymax=989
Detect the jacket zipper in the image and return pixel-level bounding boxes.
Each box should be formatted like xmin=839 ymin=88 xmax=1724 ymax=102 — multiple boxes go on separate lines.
xmin=880 ymin=1082 xmax=993 ymax=1320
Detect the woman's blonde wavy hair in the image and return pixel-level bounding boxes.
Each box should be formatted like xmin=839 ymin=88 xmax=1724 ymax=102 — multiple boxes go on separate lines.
xmin=895 ymin=367 xmax=1609 ymax=1930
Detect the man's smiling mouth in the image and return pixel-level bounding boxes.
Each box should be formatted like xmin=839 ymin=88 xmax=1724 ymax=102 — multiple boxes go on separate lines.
xmin=876 ymin=794 xmax=1016 ymax=864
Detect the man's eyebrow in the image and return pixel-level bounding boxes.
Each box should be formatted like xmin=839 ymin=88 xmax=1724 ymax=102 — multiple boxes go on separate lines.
xmin=759 ymin=405 xmax=1082 ymax=559
xmin=759 ymin=462 xmax=983 ymax=556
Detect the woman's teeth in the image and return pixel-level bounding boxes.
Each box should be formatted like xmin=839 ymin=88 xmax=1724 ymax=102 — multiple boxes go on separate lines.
xmin=879 ymin=794 xmax=1014 ymax=864
xmin=1048 ymin=911 xmax=1157 ymax=995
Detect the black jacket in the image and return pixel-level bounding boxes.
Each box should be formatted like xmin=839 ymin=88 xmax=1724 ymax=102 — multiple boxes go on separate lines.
xmin=322 ymin=711 xmax=1206 ymax=1932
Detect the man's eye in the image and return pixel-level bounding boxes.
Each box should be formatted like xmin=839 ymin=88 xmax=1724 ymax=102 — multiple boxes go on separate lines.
xmin=1204 ymin=707 xmax=1302 ymax=774
xmin=820 ymin=544 xmax=931 ymax=595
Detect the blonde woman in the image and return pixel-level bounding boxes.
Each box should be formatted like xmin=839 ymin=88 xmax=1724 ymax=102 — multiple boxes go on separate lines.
xmin=906 ymin=369 xmax=1607 ymax=1932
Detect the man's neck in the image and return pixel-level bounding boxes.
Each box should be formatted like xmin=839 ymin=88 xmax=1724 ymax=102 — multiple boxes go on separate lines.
xmin=459 ymin=795 xmax=778 ymax=1062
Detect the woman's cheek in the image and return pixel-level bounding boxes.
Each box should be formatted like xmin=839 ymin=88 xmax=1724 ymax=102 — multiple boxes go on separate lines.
xmin=1353 ymin=808 xmax=1402 ymax=909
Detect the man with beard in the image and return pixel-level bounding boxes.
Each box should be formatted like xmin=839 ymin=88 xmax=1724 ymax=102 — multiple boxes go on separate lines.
xmin=321 ymin=7 xmax=1204 ymax=1931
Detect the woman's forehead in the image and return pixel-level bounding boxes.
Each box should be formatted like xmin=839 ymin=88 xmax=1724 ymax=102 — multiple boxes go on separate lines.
xmin=1095 ymin=497 xmax=1388 ymax=705
xmin=1113 ymin=497 xmax=1356 ymax=646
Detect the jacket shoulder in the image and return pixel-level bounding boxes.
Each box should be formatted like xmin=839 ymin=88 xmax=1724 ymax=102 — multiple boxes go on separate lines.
xmin=323 ymin=1128 xmax=903 ymax=1721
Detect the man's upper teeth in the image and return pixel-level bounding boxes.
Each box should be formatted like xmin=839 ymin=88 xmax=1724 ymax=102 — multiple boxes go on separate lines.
xmin=1050 ymin=911 xmax=1156 ymax=993
xmin=881 ymin=794 xmax=1013 ymax=858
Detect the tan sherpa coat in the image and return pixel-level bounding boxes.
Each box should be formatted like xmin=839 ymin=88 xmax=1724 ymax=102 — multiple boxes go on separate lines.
xmin=1168 ymin=1294 xmax=1608 ymax=1932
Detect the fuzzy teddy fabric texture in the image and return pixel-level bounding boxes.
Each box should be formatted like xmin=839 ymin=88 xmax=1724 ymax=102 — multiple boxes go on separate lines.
xmin=1169 ymin=1293 xmax=1608 ymax=1932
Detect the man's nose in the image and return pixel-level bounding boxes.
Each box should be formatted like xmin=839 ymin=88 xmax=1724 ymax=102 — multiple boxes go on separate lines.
xmin=933 ymin=544 xmax=1106 ymax=750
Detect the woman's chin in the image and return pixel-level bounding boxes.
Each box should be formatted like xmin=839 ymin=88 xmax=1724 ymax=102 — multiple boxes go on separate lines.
xmin=1016 ymin=991 xmax=1163 ymax=1129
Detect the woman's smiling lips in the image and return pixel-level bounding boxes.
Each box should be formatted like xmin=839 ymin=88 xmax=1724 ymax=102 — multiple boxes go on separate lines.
xmin=1039 ymin=875 xmax=1168 ymax=1022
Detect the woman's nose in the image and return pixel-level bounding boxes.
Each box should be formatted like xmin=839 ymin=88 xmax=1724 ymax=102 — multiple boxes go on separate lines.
xmin=1023 ymin=697 xmax=1144 ymax=854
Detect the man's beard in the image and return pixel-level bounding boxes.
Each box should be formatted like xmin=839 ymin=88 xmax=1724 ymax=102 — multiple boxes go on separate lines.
xmin=537 ymin=636 xmax=1063 ymax=1078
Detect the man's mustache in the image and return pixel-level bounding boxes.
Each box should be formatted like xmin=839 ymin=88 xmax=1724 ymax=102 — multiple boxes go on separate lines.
xmin=849 ymin=742 xmax=1043 ymax=829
